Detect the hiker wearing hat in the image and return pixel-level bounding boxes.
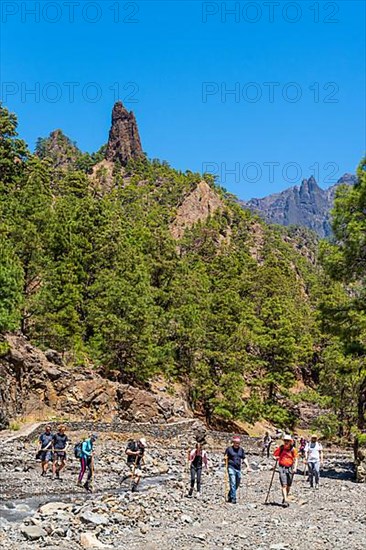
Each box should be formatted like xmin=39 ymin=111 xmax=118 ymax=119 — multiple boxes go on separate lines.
xmin=224 ymin=436 xmax=251 ymax=504
xmin=123 ymin=437 xmax=147 ymax=492
xmin=305 ymin=434 xmax=323 ymax=489
xmin=273 ymin=434 xmax=298 ymax=507
xmin=187 ymin=442 xmax=209 ymax=498
xmin=77 ymin=434 xmax=98 ymax=492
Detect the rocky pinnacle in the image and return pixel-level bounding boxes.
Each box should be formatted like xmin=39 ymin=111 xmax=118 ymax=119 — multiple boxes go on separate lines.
xmin=105 ymin=101 xmax=143 ymax=165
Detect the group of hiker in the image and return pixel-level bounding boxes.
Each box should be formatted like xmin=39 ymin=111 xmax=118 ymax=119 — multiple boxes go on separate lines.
xmin=37 ymin=426 xmax=324 ymax=506
xmin=37 ymin=425 xmax=146 ymax=493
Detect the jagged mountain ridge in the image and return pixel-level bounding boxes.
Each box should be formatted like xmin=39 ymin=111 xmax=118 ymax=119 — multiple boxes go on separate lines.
xmin=242 ymin=174 xmax=357 ymax=238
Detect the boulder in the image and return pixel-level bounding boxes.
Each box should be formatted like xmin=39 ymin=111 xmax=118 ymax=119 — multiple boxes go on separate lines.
xmin=39 ymin=501 xmax=70 ymax=514
xmin=79 ymin=510 xmax=109 ymax=526
xmin=80 ymin=532 xmax=108 ymax=549
xmin=21 ymin=525 xmax=47 ymax=540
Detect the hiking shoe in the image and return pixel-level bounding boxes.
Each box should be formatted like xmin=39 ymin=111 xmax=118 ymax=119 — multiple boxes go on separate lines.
xmin=77 ymin=481 xmax=83 ymax=487
xmin=315 ymin=484 xmax=319 ymax=490
xmin=196 ymin=491 xmax=201 ymax=499
xmin=188 ymin=488 xmax=193 ymax=497
xmin=131 ymin=483 xmax=138 ymax=493
xmin=282 ymin=500 xmax=289 ymax=508
xmin=56 ymin=471 xmax=60 ymax=480
xmin=120 ymin=475 xmax=130 ymax=484
xmin=41 ymin=471 xmax=46 ymax=477
xmin=231 ymin=500 xmax=237 ymax=504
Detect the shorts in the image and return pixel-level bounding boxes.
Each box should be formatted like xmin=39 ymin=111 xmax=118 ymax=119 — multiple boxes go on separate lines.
xmin=40 ymin=450 xmax=53 ymax=462
xmin=279 ymin=465 xmax=293 ymax=487
xmin=128 ymin=463 xmax=142 ymax=477
xmin=54 ymin=451 xmax=66 ymax=461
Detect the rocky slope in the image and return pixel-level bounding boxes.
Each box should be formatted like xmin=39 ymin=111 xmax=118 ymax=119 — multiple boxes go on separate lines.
xmin=243 ymin=174 xmax=357 ymax=238
xmin=0 ymin=424 xmax=365 ymax=550
xmin=0 ymin=333 xmax=190 ymax=428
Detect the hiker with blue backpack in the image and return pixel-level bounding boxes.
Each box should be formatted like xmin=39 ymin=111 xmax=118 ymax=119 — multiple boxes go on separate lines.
xmin=76 ymin=434 xmax=98 ymax=492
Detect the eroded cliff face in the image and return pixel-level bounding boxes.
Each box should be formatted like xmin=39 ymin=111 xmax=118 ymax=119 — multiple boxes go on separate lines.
xmin=0 ymin=333 xmax=190 ymax=427
xmin=170 ymin=181 xmax=224 ymax=239
xmin=105 ymin=101 xmax=143 ymax=166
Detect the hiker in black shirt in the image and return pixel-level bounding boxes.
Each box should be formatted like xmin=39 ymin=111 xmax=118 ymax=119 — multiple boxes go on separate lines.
xmin=121 ymin=437 xmax=146 ymax=492
xmin=52 ymin=425 xmax=69 ymax=480
xmin=224 ymin=436 xmax=251 ymax=504
xmin=38 ymin=425 xmax=53 ymax=476
xmin=187 ymin=442 xmax=208 ymax=498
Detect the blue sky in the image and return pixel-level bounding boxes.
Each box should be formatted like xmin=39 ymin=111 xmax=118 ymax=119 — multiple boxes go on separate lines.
xmin=1 ymin=0 xmax=365 ymax=199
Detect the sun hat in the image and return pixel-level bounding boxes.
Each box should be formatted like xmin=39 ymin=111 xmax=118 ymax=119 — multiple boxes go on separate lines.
xmin=232 ymin=436 xmax=241 ymax=443
xmin=310 ymin=434 xmax=318 ymax=439
xmin=139 ymin=437 xmax=147 ymax=447
xmin=283 ymin=434 xmax=292 ymax=441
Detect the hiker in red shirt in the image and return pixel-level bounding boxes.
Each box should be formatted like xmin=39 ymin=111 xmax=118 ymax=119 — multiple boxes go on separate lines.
xmin=273 ymin=434 xmax=298 ymax=507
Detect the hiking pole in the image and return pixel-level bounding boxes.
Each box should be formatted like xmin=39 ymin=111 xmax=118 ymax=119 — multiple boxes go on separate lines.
xmin=264 ymin=459 xmax=278 ymax=505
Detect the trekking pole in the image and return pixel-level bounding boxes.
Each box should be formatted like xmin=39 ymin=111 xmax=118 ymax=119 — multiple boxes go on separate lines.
xmin=264 ymin=459 xmax=278 ymax=505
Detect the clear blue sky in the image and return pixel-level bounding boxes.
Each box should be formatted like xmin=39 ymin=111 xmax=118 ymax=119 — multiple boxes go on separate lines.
xmin=1 ymin=0 xmax=365 ymax=199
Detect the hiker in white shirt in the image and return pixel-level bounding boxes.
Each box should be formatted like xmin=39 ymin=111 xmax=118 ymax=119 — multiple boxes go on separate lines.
xmin=305 ymin=434 xmax=323 ymax=489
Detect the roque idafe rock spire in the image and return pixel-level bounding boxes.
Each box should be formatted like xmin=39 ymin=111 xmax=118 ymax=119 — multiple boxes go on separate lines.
xmin=105 ymin=101 xmax=143 ymax=165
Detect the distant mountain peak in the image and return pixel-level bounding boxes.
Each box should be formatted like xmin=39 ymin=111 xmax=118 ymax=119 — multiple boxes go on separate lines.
xmin=242 ymin=173 xmax=357 ymax=238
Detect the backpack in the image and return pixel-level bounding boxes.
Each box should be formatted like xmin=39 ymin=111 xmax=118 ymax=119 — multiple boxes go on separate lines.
xmin=278 ymin=444 xmax=295 ymax=461
xmin=74 ymin=442 xmax=82 ymax=459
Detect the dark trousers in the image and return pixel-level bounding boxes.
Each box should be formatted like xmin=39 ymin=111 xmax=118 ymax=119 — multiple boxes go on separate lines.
xmin=78 ymin=457 xmax=92 ymax=483
xmin=190 ymin=465 xmax=202 ymax=491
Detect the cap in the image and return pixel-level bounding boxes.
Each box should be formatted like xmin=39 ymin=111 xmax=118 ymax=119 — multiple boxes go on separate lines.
xmin=91 ymin=434 xmax=98 ymax=440
xmin=139 ymin=437 xmax=147 ymax=447
xmin=283 ymin=434 xmax=292 ymax=441
xmin=232 ymin=436 xmax=241 ymax=443
xmin=310 ymin=434 xmax=318 ymax=439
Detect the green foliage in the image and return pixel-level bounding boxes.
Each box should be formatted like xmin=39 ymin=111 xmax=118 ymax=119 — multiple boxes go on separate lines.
xmin=319 ymin=158 xmax=366 ymax=436
xmin=0 ymin=103 xmax=28 ymax=187
xmin=3 ymin=104 xmax=351 ymax=429
xmin=0 ymin=237 xmax=23 ymax=331
xmin=312 ymin=413 xmax=339 ymax=439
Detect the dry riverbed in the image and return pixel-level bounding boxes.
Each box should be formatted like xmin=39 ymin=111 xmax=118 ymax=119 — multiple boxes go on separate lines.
xmin=0 ymin=424 xmax=365 ymax=550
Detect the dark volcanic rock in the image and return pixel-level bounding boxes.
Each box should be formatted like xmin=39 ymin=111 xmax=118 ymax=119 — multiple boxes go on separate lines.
xmin=105 ymin=101 xmax=143 ymax=165
xmin=243 ymin=173 xmax=357 ymax=238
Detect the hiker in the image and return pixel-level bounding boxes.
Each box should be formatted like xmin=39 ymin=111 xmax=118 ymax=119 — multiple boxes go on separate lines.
xmin=52 ymin=424 xmax=69 ymax=480
xmin=305 ymin=434 xmax=323 ymax=489
xmin=224 ymin=435 xmax=251 ymax=504
xmin=122 ymin=437 xmax=146 ymax=492
xmin=77 ymin=434 xmax=98 ymax=492
xmin=299 ymin=436 xmax=307 ymax=459
xmin=273 ymin=434 xmax=298 ymax=507
xmin=187 ymin=442 xmax=209 ymax=498
xmin=38 ymin=425 xmax=53 ymax=476
xmin=262 ymin=431 xmax=272 ymax=458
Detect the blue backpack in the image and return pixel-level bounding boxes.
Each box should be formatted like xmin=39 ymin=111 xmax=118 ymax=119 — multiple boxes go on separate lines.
xmin=74 ymin=442 xmax=82 ymax=459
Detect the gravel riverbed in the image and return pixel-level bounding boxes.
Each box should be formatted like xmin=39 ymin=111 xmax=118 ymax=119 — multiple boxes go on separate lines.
xmin=0 ymin=426 xmax=365 ymax=550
